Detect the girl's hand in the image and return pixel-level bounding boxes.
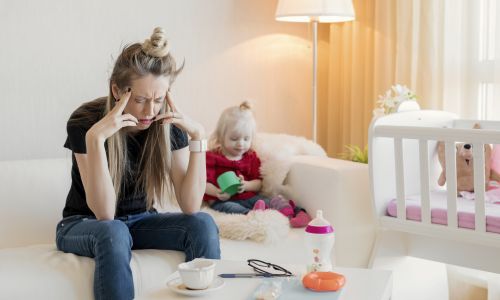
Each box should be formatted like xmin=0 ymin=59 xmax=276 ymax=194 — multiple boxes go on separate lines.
xmin=216 ymin=192 xmax=231 ymax=201
xmin=154 ymin=91 xmax=206 ymax=140
xmin=87 ymin=89 xmax=138 ymax=142
xmin=237 ymin=175 xmax=248 ymax=193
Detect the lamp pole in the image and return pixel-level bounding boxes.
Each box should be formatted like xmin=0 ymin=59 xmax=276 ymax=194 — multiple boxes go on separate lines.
xmin=274 ymin=0 xmax=355 ymax=143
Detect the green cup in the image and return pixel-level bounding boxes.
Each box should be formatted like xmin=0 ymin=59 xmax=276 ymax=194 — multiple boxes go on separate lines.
xmin=217 ymin=171 xmax=241 ymax=196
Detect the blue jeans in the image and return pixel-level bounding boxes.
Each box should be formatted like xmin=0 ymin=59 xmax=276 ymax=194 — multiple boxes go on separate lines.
xmin=55 ymin=211 xmax=220 ymax=300
xmin=210 ymin=195 xmax=270 ymax=214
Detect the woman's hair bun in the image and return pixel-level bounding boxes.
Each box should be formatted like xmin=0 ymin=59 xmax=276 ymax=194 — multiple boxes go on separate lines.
xmin=239 ymin=100 xmax=252 ymax=111
xmin=142 ymin=27 xmax=170 ymax=58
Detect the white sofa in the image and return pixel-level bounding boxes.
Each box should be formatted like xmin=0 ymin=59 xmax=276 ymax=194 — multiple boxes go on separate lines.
xmin=0 ymin=154 xmax=373 ymax=299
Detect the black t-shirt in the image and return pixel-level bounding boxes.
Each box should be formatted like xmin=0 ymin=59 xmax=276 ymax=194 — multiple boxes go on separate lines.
xmin=62 ymin=97 xmax=188 ymax=218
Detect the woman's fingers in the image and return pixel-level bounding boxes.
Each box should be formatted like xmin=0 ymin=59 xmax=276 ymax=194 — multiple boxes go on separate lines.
xmin=121 ymin=113 xmax=138 ymax=124
xmin=121 ymin=121 xmax=137 ymax=128
xmin=113 ymin=89 xmax=132 ymax=114
xmin=154 ymin=111 xmax=183 ymax=123
xmin=165 ymin=91 xmax=178 ymax=112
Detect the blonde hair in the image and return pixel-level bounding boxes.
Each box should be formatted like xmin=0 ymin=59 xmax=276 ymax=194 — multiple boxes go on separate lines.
xmin=106 ymin=27 xmax=183 ymax=209
xmin=209 ymin=101 xmax=257 ymax=152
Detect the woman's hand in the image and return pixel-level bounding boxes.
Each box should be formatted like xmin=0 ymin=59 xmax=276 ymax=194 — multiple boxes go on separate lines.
xmin=153 ymin=91 xmax=205 ymax=140
xmin=87 ymin=90 xmax=138 ymax=142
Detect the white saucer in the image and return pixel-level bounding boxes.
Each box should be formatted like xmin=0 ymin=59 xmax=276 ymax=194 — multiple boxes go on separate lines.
xmin=166 ymin=277 xmax=225 ymax=297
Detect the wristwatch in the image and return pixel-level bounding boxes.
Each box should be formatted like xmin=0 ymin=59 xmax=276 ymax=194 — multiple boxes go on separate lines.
xmin=188 ymin=139 xmax=208 ymax=152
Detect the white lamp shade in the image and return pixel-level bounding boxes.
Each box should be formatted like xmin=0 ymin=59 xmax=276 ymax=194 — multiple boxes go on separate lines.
xmin=275 ymin=0 xmax=355 ymax=23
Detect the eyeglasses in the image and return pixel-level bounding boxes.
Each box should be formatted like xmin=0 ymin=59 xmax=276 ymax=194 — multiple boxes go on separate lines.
xmin=247 ymin=259 xmax=293 ymax=277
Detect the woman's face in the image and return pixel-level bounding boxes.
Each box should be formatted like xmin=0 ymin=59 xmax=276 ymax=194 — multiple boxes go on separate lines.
xmin=113 ymin=74 xmax=169 ymax=131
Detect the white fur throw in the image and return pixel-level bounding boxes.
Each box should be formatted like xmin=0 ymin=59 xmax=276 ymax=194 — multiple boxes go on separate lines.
xmin=254 ymin=133 xmax=327 ymax=197
xmin=202 ymin=207 xmax=290 ymax=243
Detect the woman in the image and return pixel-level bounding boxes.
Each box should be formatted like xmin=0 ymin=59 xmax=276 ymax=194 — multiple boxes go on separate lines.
xmin=56 ymin=27 xmax=220 ymax=300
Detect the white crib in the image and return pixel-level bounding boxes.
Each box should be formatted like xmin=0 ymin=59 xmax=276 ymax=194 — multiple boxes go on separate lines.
xmin=368 ymin=109 xmax=500 ymax=274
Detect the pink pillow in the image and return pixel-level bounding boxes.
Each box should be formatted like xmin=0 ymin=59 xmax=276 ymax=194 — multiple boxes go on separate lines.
xmin=491 ymin=145 xmax=500 ymax=175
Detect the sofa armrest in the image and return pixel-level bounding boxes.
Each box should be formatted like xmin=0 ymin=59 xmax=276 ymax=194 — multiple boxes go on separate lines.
xmin=283 ymin=155 xmax=375 ymax=268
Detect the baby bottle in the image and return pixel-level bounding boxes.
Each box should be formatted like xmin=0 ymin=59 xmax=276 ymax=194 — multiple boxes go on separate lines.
xmin=304 ymin=210 xmax=335 ymax=272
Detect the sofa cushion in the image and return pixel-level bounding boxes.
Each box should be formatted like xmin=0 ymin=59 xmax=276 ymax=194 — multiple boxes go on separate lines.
xmin=0 ymin=244 xmax=184 ymax=299
xmin=0 ymin=158 xmax=71 ymax=248
xmin=0 ymin=227 xmax=307 ymax=299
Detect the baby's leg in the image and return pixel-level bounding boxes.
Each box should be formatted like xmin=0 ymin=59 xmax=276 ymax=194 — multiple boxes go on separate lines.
xmin=239 ymin=195 xmax=271 ymax=209
xmin=269 ymin=195 xmax=294 ymax=217
xmin=210 ymin=200 xmax=250 ymax=214
xmin=287 ymin=199 xmax=312 ymax=227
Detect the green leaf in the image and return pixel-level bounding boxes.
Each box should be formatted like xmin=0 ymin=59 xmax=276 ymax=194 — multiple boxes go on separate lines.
xmin=339 ymin=144 xmax=368 ymax=164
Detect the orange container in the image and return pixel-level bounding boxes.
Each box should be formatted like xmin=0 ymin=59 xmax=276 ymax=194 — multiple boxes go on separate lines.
xmin=302 ymin=271 xmax=345 ymax=292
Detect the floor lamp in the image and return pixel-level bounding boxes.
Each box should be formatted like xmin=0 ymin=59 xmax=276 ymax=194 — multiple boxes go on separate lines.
xmin=275 ymin=0 xmax=355 ymax=143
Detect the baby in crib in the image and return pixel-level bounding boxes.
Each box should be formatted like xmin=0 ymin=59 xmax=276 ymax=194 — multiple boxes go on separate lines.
xmin=203 ymin=101 xmax=311 ymax=227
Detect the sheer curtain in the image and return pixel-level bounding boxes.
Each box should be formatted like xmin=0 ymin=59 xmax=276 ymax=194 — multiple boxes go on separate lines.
xmin=395 ymin=0 xmax=500 ymax=120
xmin=317 ymin=0 xmax=396 ymax=157
xmin=319 ymin=0 xmax=500 ymax=158
xmin=444 ymin=0 xmax=500 ymax=120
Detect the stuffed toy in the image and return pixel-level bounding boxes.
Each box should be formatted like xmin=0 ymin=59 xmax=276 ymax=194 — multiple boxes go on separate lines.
xmin=491 ymin=145 xmax=500 ymax=182
xmin=437 ymin=123 xmax=493 ymax=192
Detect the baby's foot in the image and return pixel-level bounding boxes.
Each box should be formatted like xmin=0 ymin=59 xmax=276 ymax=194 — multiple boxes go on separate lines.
xmin=270 ymin=195 xmax=288 ymax=209
xmin=290 ymin=211 xmax=312 ymax=228
xmin=252 ymin=199 xmax=266 ymax=211
xmin=270 ymin=195 xmax=294 ymax=217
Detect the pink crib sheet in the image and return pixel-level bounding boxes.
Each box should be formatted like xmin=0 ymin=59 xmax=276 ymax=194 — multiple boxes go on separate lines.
xmin=386 ymin=190 xmax=500 ymax=233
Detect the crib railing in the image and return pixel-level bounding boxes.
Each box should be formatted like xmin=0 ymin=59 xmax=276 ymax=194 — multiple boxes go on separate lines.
xmin=373 ymin=125 xmax=500 ymax=233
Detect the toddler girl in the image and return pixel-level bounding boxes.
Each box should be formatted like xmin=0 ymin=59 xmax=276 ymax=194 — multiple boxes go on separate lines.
xmin=204 ymin=101 xmax=311 ymax=227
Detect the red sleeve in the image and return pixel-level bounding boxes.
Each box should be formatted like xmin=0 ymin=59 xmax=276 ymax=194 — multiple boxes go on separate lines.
xmin=206 ymin=151 xmax=218 ymax=184
xmin=248 ymin=152 xmax=262 ymax=180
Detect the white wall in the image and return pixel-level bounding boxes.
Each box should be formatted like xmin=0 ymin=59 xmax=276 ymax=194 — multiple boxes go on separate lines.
xmin=0 ymin=0 xmax=312 ymax=161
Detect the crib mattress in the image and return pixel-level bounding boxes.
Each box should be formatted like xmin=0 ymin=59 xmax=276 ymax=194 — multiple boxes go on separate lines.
xmin=386 ymin=190 xmax=500 ymax=233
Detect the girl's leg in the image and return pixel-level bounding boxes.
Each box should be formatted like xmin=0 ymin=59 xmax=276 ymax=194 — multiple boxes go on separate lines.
xmin=238 ymin=195 xmax=270 ymax=209
xmin=56 ymin=216 xmax=134 ymax=300
xmin=210 ymin=200 xmax=251 ymax=214
xmin=287 ymin=199 xmax=312 ymax=227
xmin=270 ymin=195 xmax=295 ymax=217
xmin=127 ymin=211 xmax=221 ymax=261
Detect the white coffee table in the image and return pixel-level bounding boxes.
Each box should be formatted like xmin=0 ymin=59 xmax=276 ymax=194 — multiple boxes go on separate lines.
xmin=140 ymin=259 xmax=392 ymax=300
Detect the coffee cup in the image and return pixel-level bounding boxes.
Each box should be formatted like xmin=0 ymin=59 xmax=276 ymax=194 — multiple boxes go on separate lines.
xmin=178 ymin=259 xmax=216 ymax=290
xmin=217 ymin=171 xmax=241 ymax=196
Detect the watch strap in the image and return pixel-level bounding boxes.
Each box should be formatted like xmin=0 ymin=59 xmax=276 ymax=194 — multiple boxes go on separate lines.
xmin=188 ymin=139 xmax=208 ymax=152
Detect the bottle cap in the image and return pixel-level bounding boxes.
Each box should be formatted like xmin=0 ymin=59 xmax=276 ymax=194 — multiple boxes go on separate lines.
xmin=305 ymin=210 xmax=334 ymax=234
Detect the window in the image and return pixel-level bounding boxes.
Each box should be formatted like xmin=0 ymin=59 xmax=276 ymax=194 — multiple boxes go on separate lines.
xmin=477 ymin=0 xmax=498 ymax=120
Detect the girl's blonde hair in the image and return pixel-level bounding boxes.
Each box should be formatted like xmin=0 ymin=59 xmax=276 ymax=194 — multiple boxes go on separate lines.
xmin=209 ymin=101 xmax=257 ymax=152
xmin=70 ymin=27 xmax=183 ymax=209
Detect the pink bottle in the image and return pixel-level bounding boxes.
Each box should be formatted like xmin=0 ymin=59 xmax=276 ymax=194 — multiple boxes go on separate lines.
xmin=305 ymin=210 xmax=335 ymax=272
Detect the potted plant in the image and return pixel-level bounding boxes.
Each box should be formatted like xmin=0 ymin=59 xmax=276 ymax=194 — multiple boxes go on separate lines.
xmin=340 ymin=144 xmax=368 ymax=164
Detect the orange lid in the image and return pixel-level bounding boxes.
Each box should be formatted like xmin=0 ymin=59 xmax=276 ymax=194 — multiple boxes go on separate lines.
xmin=302 ymin=271 xmax=345 ymax=292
